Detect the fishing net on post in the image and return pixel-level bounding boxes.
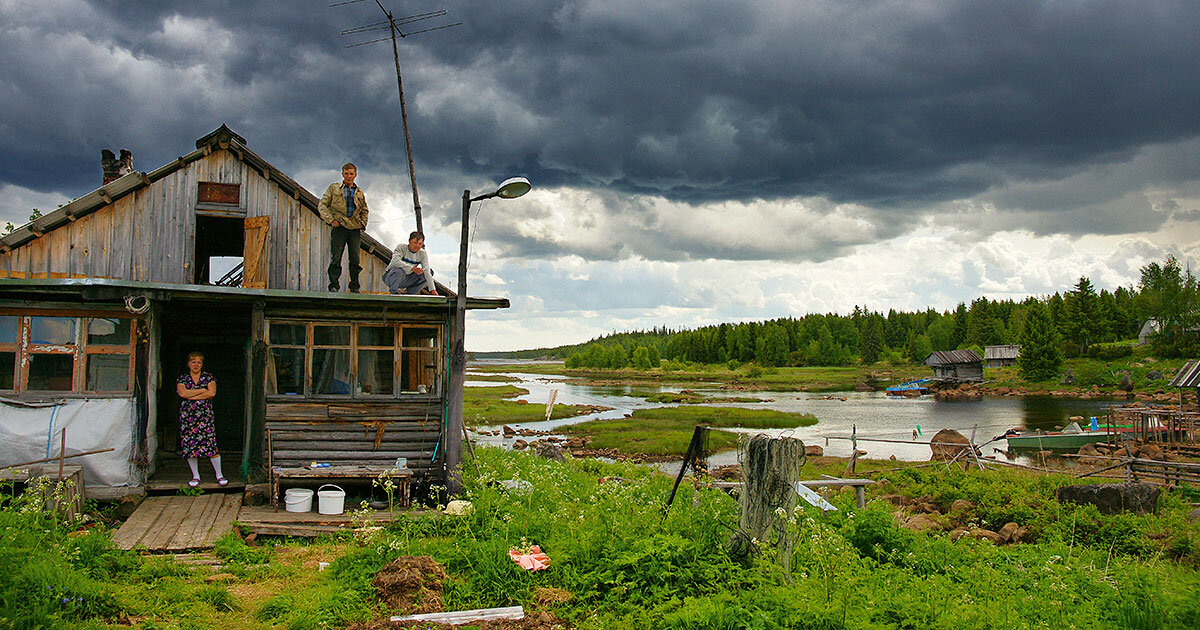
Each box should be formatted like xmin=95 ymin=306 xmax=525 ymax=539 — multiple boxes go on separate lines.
xmin=727 ymin=434 xmax=806 ymax=570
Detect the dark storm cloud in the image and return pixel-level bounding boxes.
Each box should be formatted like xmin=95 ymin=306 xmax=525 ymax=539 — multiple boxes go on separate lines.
xmin=2 ymin=0 xmax=1199 ymax=227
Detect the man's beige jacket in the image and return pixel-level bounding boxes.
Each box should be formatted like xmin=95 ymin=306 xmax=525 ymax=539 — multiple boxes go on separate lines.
xmin=317 ymin=182 xmax=369 ymax=230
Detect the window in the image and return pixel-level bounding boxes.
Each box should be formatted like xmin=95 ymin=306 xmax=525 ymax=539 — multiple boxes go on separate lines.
xmin=0 ymin=313 xmax=136 ymax=394
xmin=266 ymin=320 xmax=441 ymax=398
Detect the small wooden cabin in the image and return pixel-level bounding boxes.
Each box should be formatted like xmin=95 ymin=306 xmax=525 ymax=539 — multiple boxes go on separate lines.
xmin=923 ymin=349 xmax=984 ymax=382
xmin=0 ymin=125 xmax=506 ymax=497
xmin=983 ymin=344 xmax=1021 ymax=367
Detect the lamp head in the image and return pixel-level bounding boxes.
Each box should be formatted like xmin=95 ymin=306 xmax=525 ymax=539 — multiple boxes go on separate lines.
xmin=495 ymin=177 xmax=531 ymax=199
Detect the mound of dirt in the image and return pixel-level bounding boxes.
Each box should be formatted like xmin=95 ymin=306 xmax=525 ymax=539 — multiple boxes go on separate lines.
xmin=531 ymin=587 xmax=573 ymax=608
xmin=371 ymin=556 xmax=449 ymax=613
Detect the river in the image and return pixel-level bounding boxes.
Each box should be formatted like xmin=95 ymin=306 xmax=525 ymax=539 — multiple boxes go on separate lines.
xmin=466 ymin=367 xmax=1116 ymax=464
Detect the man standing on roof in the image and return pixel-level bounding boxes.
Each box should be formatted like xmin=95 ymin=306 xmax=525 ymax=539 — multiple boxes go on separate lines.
xmin=318 ymin=163 xmax=369 ymax=292
xmin=383 ymin=231 xmax=437 ymax=295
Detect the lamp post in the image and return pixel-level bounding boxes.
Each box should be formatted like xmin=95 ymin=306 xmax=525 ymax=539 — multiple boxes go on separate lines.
xmin=445 ymin=177 xmax=531 ymax=495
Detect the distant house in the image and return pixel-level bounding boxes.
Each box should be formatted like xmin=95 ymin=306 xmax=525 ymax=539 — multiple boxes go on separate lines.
xmin=984 ymin=344 xmax=1021 ymax=367
xmin=1137 ymin=320 xmax=1161 ymax=345
xmin=923 ymin=349 xmax=984 ymax=382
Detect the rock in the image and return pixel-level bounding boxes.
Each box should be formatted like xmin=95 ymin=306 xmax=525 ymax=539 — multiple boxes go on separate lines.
xmin=1136 ymin=444 xmax=1164 ymax=461
xmin=1056 ymin=482 xmax=1161 ymax=514
xmin=535 ymin=442 xmax=565 ymax=461
xmin=502 ymin=425 xmax=515 ymax=437
xmin=512 ymin=439 xmax=528 ymax=451
xmin=855 ymin=381 xmax=874 ymax=392
xmin=970 ymin=529 xmax=1005 ymax=544
xmin=1011 ymin=526 xmax=1033 ymax=543
xmin=565 ymin=437 xmax=585 ymax=448
xmin=1119 ymin=372 xmax=1133 ymax=391
xmin=929 ymin=429 xmax=971 ymax=461
xmin=949 ymin=528 xmax=970 ymax=541
xmin=805 ymin=445 xmax=824 ymax=457
xmin=950 ymin=499 xmax=976 ymax=513
xmin=903 ymin=514 xmax=943 ymax=532
xmin=205 ymin=573 xmax=236 ymax=584
xmin=1188 ymin=507 xmax=1200 ymax=522
xmin=997 ymin=522 xmax=1020 ymax=542
xmin=444 ymin=500 xmax=473 ymax=516
xmin=1146 ymin=370 xmax=1163 ymax=381
xmin=1078 ymin=443 xmax=1108 ymax=465
xmin=889 ymin=454 xmax=897 ymax=461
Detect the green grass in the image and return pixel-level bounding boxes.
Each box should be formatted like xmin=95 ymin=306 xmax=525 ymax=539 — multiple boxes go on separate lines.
xmin=641 ymin=391 xmax=765 ymax=404
xmin=463 ymin=385 xmax=597 ymax=428
xmin=5 ymin=450 xmax=1200 ymax=628
xmin=563 ymin=405 xmax=818 ymax=456
xmin=473 ymin=362 xmax=928 ymax=392
xmin=984 ymin=353 xmax=1190 ymax=395
xmin=463 ymin=373 xmax=521 ymax=383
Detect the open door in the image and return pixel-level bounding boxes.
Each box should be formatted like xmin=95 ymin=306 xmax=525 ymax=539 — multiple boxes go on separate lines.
xmin=243 ymin=216 xmax=270 ymax=289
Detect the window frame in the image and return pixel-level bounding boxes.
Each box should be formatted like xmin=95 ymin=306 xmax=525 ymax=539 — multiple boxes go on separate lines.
xmin=265 ymin=319 xmax=442 ymax=400
xmin=0 ymin=310 xmax=138 ymax=396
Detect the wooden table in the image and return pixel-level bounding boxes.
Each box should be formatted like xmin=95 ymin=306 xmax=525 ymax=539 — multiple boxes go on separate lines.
xmin=270 ymin=465 xmax=413 ymax=510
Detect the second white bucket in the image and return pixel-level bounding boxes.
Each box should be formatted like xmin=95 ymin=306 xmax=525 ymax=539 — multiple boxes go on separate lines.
xmin=284 ymin=488 xmax=313 ymax=513
xmin=317 ymin=484 xmax=346 ymax=515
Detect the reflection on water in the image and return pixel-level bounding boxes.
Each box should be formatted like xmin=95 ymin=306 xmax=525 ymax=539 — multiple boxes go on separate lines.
xmin=467 ymin=369 xmax=1117 ymax=463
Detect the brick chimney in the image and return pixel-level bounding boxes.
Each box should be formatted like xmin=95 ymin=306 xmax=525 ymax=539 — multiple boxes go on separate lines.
xmin=101 ymin=148 xmax=133 ymax=184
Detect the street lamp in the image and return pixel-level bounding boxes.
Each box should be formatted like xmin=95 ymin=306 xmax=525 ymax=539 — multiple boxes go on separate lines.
xmin=445 ymin=177 xmax=531 ymax=495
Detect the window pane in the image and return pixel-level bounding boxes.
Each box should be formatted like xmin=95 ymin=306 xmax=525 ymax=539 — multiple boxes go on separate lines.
xmin=313 ymin=348 xmax=351 ymax=395
xmin=86 ymin=354 xmax=129 ymax=391
xmin=30 ymin=317 xmax=76 ymax=345
xmin=28 ymin=354 xmax=73 ymax=390
xmin=313 ymin=325 xmax=350 ymax=346
xmin=0 ymin=351 xmax=14 ymax=389
xmin=401 ymin=350 xmax=437 ymax=392
xmin=402 ymin=327 xmax=438 ymax=348
xmin=268 ymin=348 xmax=305 ymax=395
xmin=87 ymin=318 xmax=130 ymax=345
xmin=357 ymin=326 xmax=394 ymax=347
xmin=357 ymin=349 xmax=394 ymax=395
xmin=270 ymin=322 xmax=305 ymax=346
xmin=0 ymin=316 xmax=18 ymax=343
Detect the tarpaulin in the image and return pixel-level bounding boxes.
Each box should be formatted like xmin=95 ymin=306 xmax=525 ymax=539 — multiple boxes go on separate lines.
xmin=0 ymin=398 xmax=137 ymax=488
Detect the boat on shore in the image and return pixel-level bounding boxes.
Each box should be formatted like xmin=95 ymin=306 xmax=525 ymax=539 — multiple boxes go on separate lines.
xmin=885 ymin=378 xmax=931 ymax=397
xmin=1005 ymin=418 xmax=1168 ymax=450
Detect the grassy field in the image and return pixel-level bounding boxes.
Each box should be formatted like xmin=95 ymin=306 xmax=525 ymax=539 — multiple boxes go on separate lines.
xmin=562 ymin=405 xmax=819 ymax=456
xmin=463 ymin=385 xmax=598 ymax=428
xmin=473 ymin=362 xmax=929 ymax=392
xmin=6 ymin=449 xmax=1198 ymax=628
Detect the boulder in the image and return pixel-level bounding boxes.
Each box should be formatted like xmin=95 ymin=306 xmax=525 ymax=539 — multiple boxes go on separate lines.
xmin=970 ymin=529 xmax=1005 ymax=544
xmin=1077 ymin=443 xmax=1107 ymax=465
xmin=903 ymin=514 xmax=943 ymax=532
xmin=997 ymin=522 xmax=1020 ymax=542
xmin=949 ymin=528 xmax=970 ymax=541
xmin=1188 ymin=507 xmax=1200 ymax=522
xmin=1145 ymin=370 xmax=1163 ymax=381
xmin=502 ymin=425 xmax=515 ymax=437
xmin=950 ymin=499 xmax=976 ymax=514
xmin=929 ymin=429 xmax=971 ymax=461
xmin=804 ymin=445 xmax=824 ymax=457
xmin=512 ymin=439 xmax=528 ymax=451
xmin=535 ymin=442 xmax=565 ymax=461
xmin=1056 ymin=482 xmax=1160 ymax=514
xmin=1136 ymin=444 xmax=1164 ymax=461
xmin=1011 ymin=526 xmax=1033 ymax=543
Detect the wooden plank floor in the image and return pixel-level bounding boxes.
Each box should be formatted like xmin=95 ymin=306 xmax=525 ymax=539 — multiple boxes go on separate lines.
xmin=236 ymin=504 xmax=408 ymax=537
xmin=113 ymin=494 xmax=243 ymax=551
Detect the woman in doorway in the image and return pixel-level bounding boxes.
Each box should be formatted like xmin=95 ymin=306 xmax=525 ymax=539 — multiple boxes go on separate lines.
xmin=177 ymin=351 xmax=227 ymax=487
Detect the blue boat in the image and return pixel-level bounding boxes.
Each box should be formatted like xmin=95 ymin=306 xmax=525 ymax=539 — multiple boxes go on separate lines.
xmin=885 ymin=378 xmax=931 ymax=397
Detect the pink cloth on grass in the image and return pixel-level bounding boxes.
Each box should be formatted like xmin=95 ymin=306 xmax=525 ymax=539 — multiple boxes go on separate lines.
xmin=508 ymin=545 xmax=550 ymax=571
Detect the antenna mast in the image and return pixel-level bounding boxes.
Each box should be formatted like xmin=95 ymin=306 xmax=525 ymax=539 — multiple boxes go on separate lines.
xmin=335 ymin=0 xmax=461 ymax=233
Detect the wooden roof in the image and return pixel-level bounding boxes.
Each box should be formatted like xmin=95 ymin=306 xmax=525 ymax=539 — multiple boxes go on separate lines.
xmin=984 ymin=345 xmax=1021 ymax=360
xmin=1168 ymin=360 xmax=1200 ymax=388
xmin=0 ymin=124 xmax=391 ymax=266
xmin=923 ymin=349 xmax=983 ymax=366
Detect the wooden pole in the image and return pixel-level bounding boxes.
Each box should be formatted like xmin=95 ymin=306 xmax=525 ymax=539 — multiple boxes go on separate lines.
xmin=2 ymin=447 xmax=115 ymax=470
xmin=57 ymin=428 xmax=66 ymax=480
xmin=444 ymin=190 xmax=471 ymax=496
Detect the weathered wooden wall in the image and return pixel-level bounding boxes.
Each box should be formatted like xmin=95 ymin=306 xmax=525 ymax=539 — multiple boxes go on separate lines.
xmin=0 ymin=149 xmax=391 ymax=291
xmin=266 ymin=400 xmax=442 ymax=474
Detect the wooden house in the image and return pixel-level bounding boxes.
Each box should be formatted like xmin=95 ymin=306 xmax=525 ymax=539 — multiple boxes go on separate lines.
xmin=0 ymin=125 xmax=507 ymax=497
xmin=983 ymin=344 xmax=1021 ymax=367
xmin=923 ymin=349 xmax=984 ymax=382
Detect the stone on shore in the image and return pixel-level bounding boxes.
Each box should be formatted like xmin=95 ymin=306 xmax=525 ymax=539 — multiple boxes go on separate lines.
xmin=929 ymin=429 xmax=971 ymax=461
xmin=1056 ymin=482 xmax=1160 ymax=514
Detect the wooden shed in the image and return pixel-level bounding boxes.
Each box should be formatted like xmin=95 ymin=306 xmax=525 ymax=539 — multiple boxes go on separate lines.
xmin=923 ymin=349 xmax=984 ymax=382
xmin=0 ymin=125 xmax=507 ymax=497
xmin=983 ymin=344 xmax=1021 ymax=367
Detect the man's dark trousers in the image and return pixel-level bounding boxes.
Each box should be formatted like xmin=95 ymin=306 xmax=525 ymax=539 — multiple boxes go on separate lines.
xmin=328 ymin=226 xmax=362 ymax=291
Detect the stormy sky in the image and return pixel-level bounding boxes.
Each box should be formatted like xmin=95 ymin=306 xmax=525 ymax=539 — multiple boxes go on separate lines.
xmin=2 ymin=0 xmax=1198 ymax=350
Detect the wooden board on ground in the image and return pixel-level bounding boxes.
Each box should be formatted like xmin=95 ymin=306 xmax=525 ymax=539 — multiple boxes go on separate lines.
xmin=113 ymin=494 xmax=243 ymax=551
xmin=236 ymin=503 xmax=409 ymax=537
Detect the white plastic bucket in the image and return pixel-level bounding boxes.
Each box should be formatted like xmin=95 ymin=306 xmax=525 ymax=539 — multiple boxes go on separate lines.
xmin=284 ymin=488 xmax=313 ymax=513
xmin=317 ymin=484 xmax=346 ymax=515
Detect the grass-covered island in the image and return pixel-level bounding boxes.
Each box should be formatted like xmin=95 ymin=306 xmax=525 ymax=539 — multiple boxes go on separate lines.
xmin=5 ymin=448 xmax=1198 ymax=628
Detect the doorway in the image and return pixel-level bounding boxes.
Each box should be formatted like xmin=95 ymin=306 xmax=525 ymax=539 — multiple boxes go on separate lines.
xmin=152 ymin=301 xmax=251 ymax=486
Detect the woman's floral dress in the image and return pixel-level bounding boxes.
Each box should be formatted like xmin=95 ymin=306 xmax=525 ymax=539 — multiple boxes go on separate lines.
xmin=178 ymin=372 xmax=219 ymax=458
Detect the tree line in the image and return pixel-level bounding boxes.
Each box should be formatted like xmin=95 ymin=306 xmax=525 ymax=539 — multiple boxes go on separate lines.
xmin=496 ymin=256 xmax=1198 ymax=372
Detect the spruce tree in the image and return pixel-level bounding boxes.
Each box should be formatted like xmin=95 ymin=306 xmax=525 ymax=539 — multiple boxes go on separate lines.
xmin=1018 ymin=301 xmax=1063 ymax=381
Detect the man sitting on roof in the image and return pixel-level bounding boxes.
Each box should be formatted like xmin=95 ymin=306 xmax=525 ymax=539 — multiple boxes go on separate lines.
xmin=383 ymin=231 xmax=437 ymax=295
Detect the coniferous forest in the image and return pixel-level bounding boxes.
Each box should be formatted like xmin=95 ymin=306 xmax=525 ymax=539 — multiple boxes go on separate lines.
xmin=487 ymin=256 xmax=1199 ymax=369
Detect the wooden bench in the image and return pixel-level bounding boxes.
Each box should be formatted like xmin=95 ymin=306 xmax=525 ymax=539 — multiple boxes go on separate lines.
xmin=271 ymin=465 xmax=413 ymax=510
xmin=713 ymin=477 xmax=875 ymax=509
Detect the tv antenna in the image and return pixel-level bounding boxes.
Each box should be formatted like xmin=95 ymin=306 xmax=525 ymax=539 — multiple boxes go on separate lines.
xmin=333 ymin=0 xmax=462 ymax=234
